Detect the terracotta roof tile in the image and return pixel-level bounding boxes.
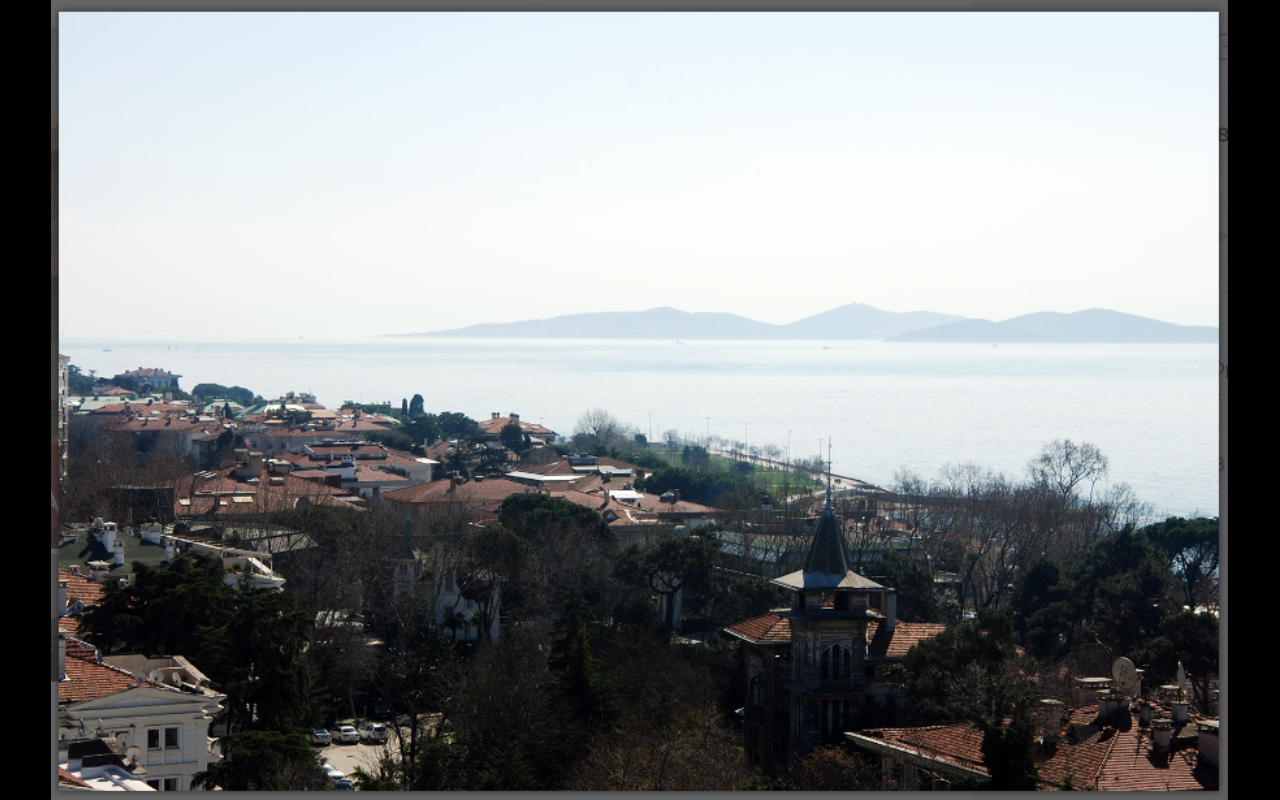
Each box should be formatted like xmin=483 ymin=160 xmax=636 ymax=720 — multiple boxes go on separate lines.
xmin=58 ymin=767 xmax=92 ymax=788
xmin=857 ymin=701 xmax=1219 ymax=791
xmin=60 ymin=569 xmax=104 ymax=608
xmin=866 ymin=621 xmax=948 ymax=659
xmin=724 ymin=612 xmax=792 ymax=645
xmin=59 ymin=639 xmax=139 ymax=704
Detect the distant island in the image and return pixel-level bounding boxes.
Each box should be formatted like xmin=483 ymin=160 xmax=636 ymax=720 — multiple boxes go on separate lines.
xmin=390 ymin=304 xmax=1218 ymax=344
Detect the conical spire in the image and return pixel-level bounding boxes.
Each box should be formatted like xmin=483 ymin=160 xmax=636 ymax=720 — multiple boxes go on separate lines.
xmin=803 ymin=489 xmax=851 ymax=580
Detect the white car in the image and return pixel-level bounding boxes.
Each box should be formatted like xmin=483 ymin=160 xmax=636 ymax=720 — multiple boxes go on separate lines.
xmin=323 ymin=764 xmax=346 ymax=783
xmin=309 ymin=728 xmax=332 ymax=746
xmin=359 ymin=722 xmax=389 ymax=744
xmin=332 ymin=725 xmax=359 ymax=744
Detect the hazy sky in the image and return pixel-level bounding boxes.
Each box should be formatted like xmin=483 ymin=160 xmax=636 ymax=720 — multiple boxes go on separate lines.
xmin=59 ymin=12 xmax=1218 ymax=339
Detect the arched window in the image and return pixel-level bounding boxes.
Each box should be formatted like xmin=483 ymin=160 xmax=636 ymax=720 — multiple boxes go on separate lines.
xmin=820 ymin=644 xmax=853 ymax=681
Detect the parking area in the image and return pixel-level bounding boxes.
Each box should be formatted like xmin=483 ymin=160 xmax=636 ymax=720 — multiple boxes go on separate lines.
xmin=315 ymin=738 xmax=397 ymax=782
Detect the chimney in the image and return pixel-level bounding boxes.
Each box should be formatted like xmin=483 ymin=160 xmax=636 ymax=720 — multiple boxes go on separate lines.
xmin=1171 ymin=700 xmax=1190 ymax=726
xmin=511 ymin=413 xmax=520 ymax=426
xmin=58 ymin=580 xmax=68 ymax=617
xmin=57 ymin=630 xmax=68 ymax=682
xmin=492 ymin=412 xmax=500 ymax=419
xmin=1139 ymin=701 xmax=1152 ymax=727
xmin=165 ymin=538 xmax=175 ymax=562
xmin=884 ymin=592 xmax=897 ymax=632
xmin=1098 ymin=690 xmax=1129 ymax=718
xmin=1196 ymin=721 xmax=1219 ymax=770
xmin=1151 ymin=719 xmax=1173 ymax=752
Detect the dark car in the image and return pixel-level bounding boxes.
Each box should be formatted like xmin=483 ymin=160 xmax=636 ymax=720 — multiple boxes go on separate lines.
xmin=372 ymin=699 xmax=392 ymax=720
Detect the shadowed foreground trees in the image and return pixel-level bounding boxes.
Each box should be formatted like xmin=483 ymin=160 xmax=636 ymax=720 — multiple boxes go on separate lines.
xmin=192 ymin=731 xmax=325 ymax=791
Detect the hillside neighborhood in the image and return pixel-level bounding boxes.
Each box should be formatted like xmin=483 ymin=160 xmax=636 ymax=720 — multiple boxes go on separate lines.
xmin=55 ymin=362 xmax=1220 ymax=791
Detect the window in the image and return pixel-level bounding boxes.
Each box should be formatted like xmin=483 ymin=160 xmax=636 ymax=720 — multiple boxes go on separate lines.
xmin=149 ymin=727 xmax=179 ymax=750
xmin=146 ymin=778 xmax=181 ymax=792
xmin=750 ymin=675 xmax=765 ymax=707
xmin=820 ymin=645 xmax=853 ymax=681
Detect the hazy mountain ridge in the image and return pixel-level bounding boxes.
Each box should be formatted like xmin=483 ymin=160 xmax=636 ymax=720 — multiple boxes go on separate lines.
xmin=889 ymin=309 xmax=1218 ymax=343
xmin=394 ymin=305 xmax=1215 ymax=343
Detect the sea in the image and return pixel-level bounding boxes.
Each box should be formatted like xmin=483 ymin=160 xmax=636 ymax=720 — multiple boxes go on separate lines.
xmin=59 ymin=338 xmax=1221 ymax=520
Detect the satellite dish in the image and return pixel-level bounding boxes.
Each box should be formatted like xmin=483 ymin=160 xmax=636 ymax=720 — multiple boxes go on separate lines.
xmin=149 ymin=670 xmax=165 ymax=683
xmin=1112 ymin=657 xmax=1138 ymax=690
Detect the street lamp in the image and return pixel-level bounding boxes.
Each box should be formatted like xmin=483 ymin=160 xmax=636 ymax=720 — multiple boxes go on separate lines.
xmin=706 ymin=417 xmax=711 ymax=447
xmin=743 ymin=423 xmax=749 ymax=461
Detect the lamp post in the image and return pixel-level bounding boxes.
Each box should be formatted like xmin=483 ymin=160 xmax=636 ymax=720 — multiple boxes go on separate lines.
xmin=743 ymin=423 xmax=749 ymax=462
xmin=706 ymin=417 xmax=711 ymax=448
xmin=648 ymin=412 xmax=653 ymax=444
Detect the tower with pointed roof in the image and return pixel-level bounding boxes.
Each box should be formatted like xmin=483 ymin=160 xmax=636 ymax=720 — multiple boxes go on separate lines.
xmin=770 ymin=483 xmax=892 ymax=764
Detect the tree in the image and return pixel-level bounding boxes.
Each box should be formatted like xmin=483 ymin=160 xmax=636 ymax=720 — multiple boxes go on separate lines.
xmin=902 ymin=607 xmax=1024 ymax=723
xmin=613 ymin=535 xmax=721 ymax=629
xmin=546 ymin=589 xmax=617 ymax=732
xmin=1136 ymin=609 xmax=1219 ymax=714
xmin=788 ymin=745 xmax=877 ymax=791
xmin=499 ymin=421 xmax=529 ymax=454
xmin=198 ymin=586 xmax=315 ymax=733
xmin=454 ymin=525 xmax=530 ymax=642
xmin=1143 ymin=517 xmax=1219 ymax=610
xmin=409 ymin=394 xmax=425 ymax=417
xmin=573 ymin=408 xmax=628 ymax=454
xmin=402 ymin=398 xmax=409 ymax=415
xmin=192 ymin=730 xmax=326 ymax=791
xmin=1026 ymin=439 xmax=1109 ymax=503
xmin=871 ymin=550 xmax=941 ymax=623
xmin=78 ymin=554 xmax=235 ymax=657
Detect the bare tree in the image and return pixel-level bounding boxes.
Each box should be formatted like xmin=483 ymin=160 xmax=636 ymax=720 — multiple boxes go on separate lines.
xmin=572 ymin=408 xmax=631 ymax=453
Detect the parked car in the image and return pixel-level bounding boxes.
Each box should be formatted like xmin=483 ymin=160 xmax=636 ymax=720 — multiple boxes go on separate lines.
xmin=323 ymin=764 xmax=346 ymax=783
xmin=359 ymin=722 xmax=389 ymax=744
xmin=334 ymin=779 xmax=355 ymax=791
xmin=332 ymin=725 xmax=360 ymax=744
xmin=309 ymin=728 xmax=332 ymax=746
xmin=372 ymin=698 xmax=392 ymax=720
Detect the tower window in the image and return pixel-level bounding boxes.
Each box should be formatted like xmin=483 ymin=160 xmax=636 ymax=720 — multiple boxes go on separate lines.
xmin=820 ymin=645 xmax=853 ymax=681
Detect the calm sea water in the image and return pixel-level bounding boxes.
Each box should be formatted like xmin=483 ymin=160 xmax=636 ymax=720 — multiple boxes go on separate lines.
xmin=60 ymin=338 xmax=1220 ymax=519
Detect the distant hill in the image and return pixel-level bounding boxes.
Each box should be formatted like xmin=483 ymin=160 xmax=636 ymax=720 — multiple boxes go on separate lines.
xmin=394 ymin=305 xmax=1216 ymax=343
xmin=780 ymin=303 xmax=964 ymax=339
xmin=401 ymin=307 xmax=780 ymax=340
xmin=396 ymin=303 xmax=962 ymax=340
xmin=887 ymin=309 xmax=1218 ymax=343
xmin=887 ymin=319 xmax=1055 ymax=343
xmin=999 ymin=309 xmax=1219 ymax=343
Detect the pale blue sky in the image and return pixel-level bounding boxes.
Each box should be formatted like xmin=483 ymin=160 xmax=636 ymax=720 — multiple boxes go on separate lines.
xmin=59 ymin=12 xmax=1218 ymax=339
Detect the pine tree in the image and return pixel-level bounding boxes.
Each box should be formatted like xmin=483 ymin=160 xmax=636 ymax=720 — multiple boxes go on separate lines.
xmin=546 ymin=590 xmax=616 ymax=731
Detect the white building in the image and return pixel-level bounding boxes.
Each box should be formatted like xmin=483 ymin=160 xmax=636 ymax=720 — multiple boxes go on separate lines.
xmin=57 ymin=632 xmax=225 ymax=793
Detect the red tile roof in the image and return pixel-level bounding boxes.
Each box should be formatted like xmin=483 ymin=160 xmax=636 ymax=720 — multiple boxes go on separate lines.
xmin=853 ymin=701 xmax=1218 ymax=791
xmin=58 ymin=767 xmax=92 ymax=789
xmin=380 ymin=477 xmax=530 ymax=507
xmin=59 ymin=639 xmax=140 ymax=704
xmin=172 ymin=468 xmax=357 ymax=517
xmin=866 ymin=621 xmax=948 ymax=659
xmin=723 ymin=612 xmax=793 ymax=645
xmin=60 ymin=569 xmax=104 ymax=608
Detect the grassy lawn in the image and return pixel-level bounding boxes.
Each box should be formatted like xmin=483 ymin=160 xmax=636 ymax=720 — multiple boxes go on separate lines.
xmin=645 ymin=450 xmax=824 ymax=494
